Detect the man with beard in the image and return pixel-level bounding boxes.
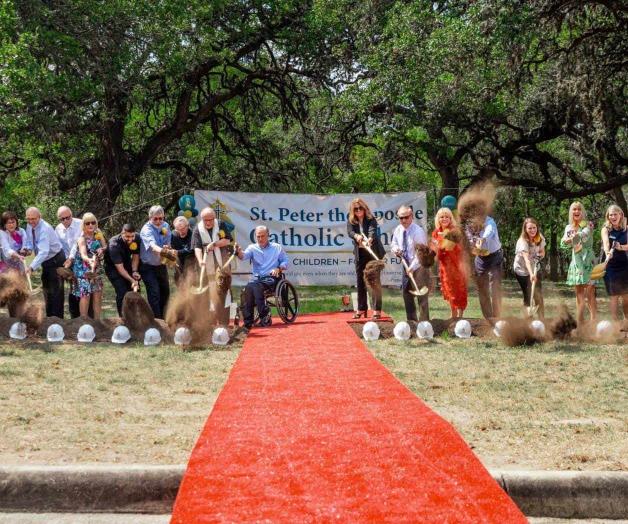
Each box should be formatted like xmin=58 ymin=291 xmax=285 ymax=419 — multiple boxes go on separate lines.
xmin=105 ymin=224 xmax=142 ymax=316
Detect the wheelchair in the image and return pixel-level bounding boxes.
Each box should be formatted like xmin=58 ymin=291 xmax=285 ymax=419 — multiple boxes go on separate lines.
xmin=236 ymin=274 xmax=299 ymax=326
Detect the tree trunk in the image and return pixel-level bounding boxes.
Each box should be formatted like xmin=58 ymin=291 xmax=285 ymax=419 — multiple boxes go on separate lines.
xmin=612 ymin=186 xmax=627 ymax=215
xmin=549 ymin=217 xmax=559 ymax=281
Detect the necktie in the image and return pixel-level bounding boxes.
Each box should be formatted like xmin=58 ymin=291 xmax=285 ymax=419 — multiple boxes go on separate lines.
xmin=402 ymin=230 xmax=409 ymax=262
xmin=32 ymin=227 xmax=38 ymax=255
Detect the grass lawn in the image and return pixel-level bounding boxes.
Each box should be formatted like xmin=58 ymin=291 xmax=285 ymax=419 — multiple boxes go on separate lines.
xmin=0 ymin=276 xmax=625 ymax=469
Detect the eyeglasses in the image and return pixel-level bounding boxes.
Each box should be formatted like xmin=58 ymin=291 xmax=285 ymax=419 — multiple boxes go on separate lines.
xmin=84 ymin=221 xmax=96 ymax=226
xmin=59 ymin=216 xmax=72 ymax=222
xmin=203 ymin=217 xmax=215 ymax=221
xmin=152 ymin=216 xmax=164 ymax=222
xmin=353 ymin=206 xmax=364 ymax=211
xmin=398 ymin=215 xmax=412 ymax=220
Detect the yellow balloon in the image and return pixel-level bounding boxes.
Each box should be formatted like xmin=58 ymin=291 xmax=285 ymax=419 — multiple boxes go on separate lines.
xmin=183 ymin=210 xmax=193 ymax=218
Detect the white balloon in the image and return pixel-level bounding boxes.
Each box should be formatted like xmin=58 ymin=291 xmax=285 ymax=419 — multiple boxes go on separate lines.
xmin=362 ymin=321 xmax=380 ymax=341
xmin=9 ymin=322 xmax=27 ymax=340
xmin=493 ymin=320 xmax=507 ymax=337
xmin=212 ymin=327 xmax=230 ymax=346
xmin=530 ymin=320 xmax=546 ymax=338
xmin=111 ymin=325 xmax=131 ymax=344
xmin=416 ymin=321 xmax=434 ymax=340
xmin=454 ymin=319 xmax=472 ymax=339
xmin=47 ymin=323 xmax=65 ymax=342
xmin=77 ymin=324 xmax=96 ymax=343
xmin=393 ymin=321 xmax=411 ymax=341
xmin=174 ymin=327 xmax=192 ymax=346
xmin=143 ymin=328 xmax=161 ymax=346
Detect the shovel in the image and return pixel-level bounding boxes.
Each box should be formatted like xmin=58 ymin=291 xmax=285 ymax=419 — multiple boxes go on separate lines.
xmin=220 ymin=243 xmax=238 ymax=272
xmin=192 ymin=251 xmax=210 ymax=295
xmin=400 ymin=258 xmax=428 ymax=296
xmin=590 ymin=247 xmax=614 ymax=281
xmin=527 ymin=261 xmax=540 ymax=317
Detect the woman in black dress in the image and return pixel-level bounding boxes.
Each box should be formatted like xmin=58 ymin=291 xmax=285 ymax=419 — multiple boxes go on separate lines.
xmin=601 ymin=204 xmax=628 ymax=321
xmin=346 ymin=198 xmax=386 ymax=319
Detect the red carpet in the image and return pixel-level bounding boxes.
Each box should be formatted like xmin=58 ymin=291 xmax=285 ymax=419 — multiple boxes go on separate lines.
xmin=171 ymin=312 xmax=526 ymax=523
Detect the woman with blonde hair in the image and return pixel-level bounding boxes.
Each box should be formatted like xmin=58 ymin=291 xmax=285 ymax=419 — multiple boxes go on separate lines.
xmin=431 ymin=207 xmax=467 ymax=318
xmin=601 ymin=204 xmax=628 ymax=321
xmin=72 ymin=212 xmax=107 ymax=319
xmin=346 ymin=197 xmax=385 ymax=318
xmin=560 ymin=201 xmax=596 ymax=325
xmin=513 ymin=217 xmax=546 ymax=318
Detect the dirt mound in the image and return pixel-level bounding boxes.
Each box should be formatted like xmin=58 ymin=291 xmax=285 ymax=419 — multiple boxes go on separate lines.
xmin=549 ymin=307 xmax=577 ymax=340
xmin=0 ymin=272 xmax=29 ymax=315
xmin=416 ymin=244 xmax=435 ymax=267
xmin=446 ymin=318 xmax=493 ymax=338
xmin=499 ymin=317 xmax=544 ymax=347
xmin=216 ymin=268 xmax=232 ymax=301
xmin=122 ymin=292 xmax=155 ymax=332
xmin=20 ymin=301 xmax=44 ymax=332
xmin=165 ymin=281 xmax=214 ymax=345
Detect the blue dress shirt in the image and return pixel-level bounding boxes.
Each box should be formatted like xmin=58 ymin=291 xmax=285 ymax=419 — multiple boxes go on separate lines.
xmin=140 ymin=221 xmax=172 ymax=266
xmin=23 ymin=219 xmax=64 ymax=271
xmin=241 ymin=242 xmax=289 ymax=279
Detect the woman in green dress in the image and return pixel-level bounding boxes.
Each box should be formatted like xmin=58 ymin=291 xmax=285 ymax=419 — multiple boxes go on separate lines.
xmin=560 ymin=201 xmax=597 ymax=326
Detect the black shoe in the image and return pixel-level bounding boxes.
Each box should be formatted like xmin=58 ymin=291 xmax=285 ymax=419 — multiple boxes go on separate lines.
xmin=260 ymin=314 xmax=272 ymax=327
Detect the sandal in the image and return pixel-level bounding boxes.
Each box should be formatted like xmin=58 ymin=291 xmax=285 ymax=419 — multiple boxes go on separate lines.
xmin=352 ymin=311 xmax=366 ymax=319
xmin=372 ymin=312 xmax=382 ymax=320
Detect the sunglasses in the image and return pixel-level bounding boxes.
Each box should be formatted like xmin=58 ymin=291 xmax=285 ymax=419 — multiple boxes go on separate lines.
xmin=353 ymin=206 xmax=364 ymax=211
xmin=398 ymin=215 xmax=412 ymax=220
xmin=84 ymin=221 xmax=96 ymax=226
xmin=59 ymin=216 xmax=72 ymax=221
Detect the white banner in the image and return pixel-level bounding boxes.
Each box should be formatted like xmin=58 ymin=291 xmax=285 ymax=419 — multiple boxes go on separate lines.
xmin=194 ymin=191 xmax=428 ymax=286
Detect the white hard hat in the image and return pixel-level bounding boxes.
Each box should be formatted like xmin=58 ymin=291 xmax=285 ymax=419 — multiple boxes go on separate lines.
xmin=144 ymin=328 xmax=161 ymax=346
xmin=9 ymin=322 xmax=27 ymax=340
xmin=362 ymin=321 xmax=380 ymax=341
xmin=416 ymin=321 xmax=434 ymax=340
xmin=77 ymin=324 xmax=96 ymax=343
xmin=111 ymin=325 xmax=131 ymax=344
xmin=212 ymin=327 xmax=230 ymax=346
xmin=46 ymin=323 xmax=65 ymax=342
xmin=596 ymin=320 xmax=614 ymax=338
xmin=530 ymin=320 xmax=546 ymax=338
xmin=174 ymin=326 xmax=192 ymax=346
xmin=393 ymin=321 xmax=411 ymax=341
xmin=493 ymin=320 xmax=507 ymax=337
xmin=454 ymin=319 xmax=472 ymax=339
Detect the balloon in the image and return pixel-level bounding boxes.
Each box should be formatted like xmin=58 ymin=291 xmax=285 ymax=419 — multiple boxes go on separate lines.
xmin=441 ymin=195 xmax=457 ymax=210
xmin=188 ymin=217 xmax=197 ymax=228
xmin=177 ymin=210 xmax=185 ymax=217
xmin=178 ymin=194 xmax=195 ymax=211
xmin=191 ymin=208 xmax=199 ymax=217
xmin=183 ymin=209 xmax=193 ymax=218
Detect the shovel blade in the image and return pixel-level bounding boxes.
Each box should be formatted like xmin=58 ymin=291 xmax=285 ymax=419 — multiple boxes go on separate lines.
xmin=417 ymin=286 xmax=429 ymax=296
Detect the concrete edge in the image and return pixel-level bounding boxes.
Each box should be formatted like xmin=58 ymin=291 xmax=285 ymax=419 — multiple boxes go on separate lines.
xmin=0 ymin=466 xmax=627 ymax=519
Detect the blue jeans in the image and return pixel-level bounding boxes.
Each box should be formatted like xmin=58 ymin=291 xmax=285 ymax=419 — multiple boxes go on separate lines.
xmin=139 ymin=264 xmax=169 ymax=319
xmin=242 ymin=276 xmax=279 ymax=327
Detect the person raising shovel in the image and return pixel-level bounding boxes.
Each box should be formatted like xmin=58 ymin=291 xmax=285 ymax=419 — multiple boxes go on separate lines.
xmin=192 ymin=207 xmax=234 ymax=325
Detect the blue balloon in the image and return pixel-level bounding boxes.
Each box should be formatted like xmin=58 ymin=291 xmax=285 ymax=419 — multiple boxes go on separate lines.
xmin=441 ymin=195 xmax=457 ymax=210
xmin=191 ymin=208 xmax=199 ymax=217
xmin=188 ymin=217 xmax=197 ymax=229
xmin=178 ymin=194 xmax=195 ymax=211
xmin=177 ymin=210 xmax=185 ymax=217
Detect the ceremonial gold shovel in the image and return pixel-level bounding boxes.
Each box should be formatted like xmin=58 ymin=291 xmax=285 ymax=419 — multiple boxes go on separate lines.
xmin=192 ymin=251 xmax=210 ymax=295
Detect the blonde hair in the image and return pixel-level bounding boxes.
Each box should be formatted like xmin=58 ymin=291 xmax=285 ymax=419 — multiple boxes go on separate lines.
xmin=568 ymin=201 xmax=587 ymax=226
xmin=81 ymin=212 xmax=106 ymax=243
xmin=604 ymin=204 xmax=627 ymax=230
xmin=434 ymin=207 xmax=457 ymax=229
xmin=348 ymin=198 xmax=374 ymax=225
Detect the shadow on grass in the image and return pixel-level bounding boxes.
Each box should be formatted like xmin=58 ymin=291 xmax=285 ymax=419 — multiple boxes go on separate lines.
xmin=552 ymin=342 xmax=592 ymax=353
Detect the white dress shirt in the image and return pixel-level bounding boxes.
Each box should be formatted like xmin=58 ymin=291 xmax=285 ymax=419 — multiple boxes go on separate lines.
xmin=390 ymin=222 xmax=428 ymax=272
xmin=24 ymin=219 xmax=64 ymax=271
xmin=56 ymin=217 xmax=82 ymax=259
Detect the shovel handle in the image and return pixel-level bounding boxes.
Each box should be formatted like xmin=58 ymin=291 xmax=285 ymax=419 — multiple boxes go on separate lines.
xmin=197 ymin=251 xmax=208 ymax=290
xmin=400 ymin=258 xmax=422 ymax=295
xmin=360 ymin=240 xmax=381 ymax=261
xmin=26 ymin=273 xmax=33 ymax=293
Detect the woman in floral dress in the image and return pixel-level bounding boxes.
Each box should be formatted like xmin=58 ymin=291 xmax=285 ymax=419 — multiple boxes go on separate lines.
xmin=560 ymin=201 xmax=597 ymax=325
xmin=431 ymin=207 xmax=467 ymax=319
xmin=72 ymin=212 xmax=106 ymax=319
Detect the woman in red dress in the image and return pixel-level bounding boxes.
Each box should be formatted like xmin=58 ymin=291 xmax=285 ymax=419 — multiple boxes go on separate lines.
xmin=431 ymin=207 xmax=468 ymax=318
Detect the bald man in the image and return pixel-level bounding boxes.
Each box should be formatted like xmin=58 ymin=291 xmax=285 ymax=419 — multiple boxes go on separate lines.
xmin=23 ymin=207 xmax=67 ymax=318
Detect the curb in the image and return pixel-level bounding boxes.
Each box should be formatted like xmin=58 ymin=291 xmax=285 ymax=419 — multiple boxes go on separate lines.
xmin=1 ymin=466 xmax=626 ymax=519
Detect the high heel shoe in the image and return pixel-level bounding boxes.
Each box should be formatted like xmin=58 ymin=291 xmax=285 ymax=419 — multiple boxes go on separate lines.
xmin=352 ymin=311 xmax=366 ymax=319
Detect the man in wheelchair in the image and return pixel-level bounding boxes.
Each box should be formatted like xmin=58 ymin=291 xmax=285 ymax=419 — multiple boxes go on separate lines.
xmin=236 ymin=225 xmax=289 ymax=330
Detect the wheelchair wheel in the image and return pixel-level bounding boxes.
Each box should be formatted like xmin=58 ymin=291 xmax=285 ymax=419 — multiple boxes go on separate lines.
xmin=275 ymin=279 xmax=299 ymax=323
